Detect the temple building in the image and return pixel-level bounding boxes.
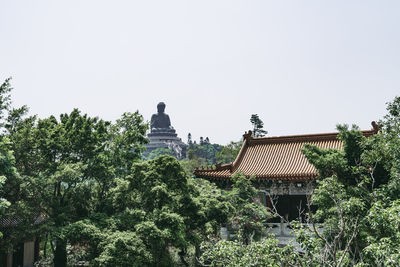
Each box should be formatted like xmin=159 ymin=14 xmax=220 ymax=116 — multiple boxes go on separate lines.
xmin=146 ymin=102 xmax=186 ymax=159
xmin=194 ymin=124 xmax=378 ymax=242
xmin=0 ymin=215 xmax=44 ymax=267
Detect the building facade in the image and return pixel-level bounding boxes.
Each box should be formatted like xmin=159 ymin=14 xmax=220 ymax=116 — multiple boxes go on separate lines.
xmin=194 ymin=125 xmax=377 ymax=241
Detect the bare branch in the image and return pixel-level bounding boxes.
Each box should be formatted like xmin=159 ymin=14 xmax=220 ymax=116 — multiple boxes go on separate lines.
xmin=337 ymin=215 xmax=360 ymax=267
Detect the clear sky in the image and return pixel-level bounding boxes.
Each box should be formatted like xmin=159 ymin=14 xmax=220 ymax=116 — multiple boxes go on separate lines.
xmin=1 ymin=1 xmax=399 ymax=145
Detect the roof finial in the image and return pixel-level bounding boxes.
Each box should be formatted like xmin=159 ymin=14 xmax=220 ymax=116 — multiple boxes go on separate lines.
xmin=215 ymin=163 xmax=222 ymax=170
xmin=243 ymin=130 xmax=252 ymax=141
xmin=371 ymin=121 xmax=380 ymax=133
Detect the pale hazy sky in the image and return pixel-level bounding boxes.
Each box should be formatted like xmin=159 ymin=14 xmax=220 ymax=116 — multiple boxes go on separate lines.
xmin=1 ymin=1 xmax=399 ymax=144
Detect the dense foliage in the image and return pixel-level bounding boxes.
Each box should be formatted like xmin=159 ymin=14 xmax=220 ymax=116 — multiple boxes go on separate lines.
xmin=0 ymin=138 xmax=12 ymax=238
xmin=142 ymin=147 xmax=174 ymax=160
xmin=181 ymin=137 xmax=242 ymax=176
xmin=296 ymin=99 xmax=400 ymax=266
xmin=181 ymin=135 xmax=227 ymax=176
xmin=215 ymin=140 xmax=242 ymax=164
xmin=199 ymin=237 xmax=298 ymax=267
xmin=186 ymin=136 xmax=222 ymax=165
xmin=1 ymin=107 xmax=150 ymax=266
xmin=60 ymin=156 xmax=230 ymax=266
xmin=227 ymin=172 xmax=270 ymax=244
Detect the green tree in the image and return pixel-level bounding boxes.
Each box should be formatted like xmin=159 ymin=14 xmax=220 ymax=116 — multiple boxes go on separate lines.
xmin=250 ymin=114 xmax=267 ymax=137
xmin=180 ymin=157 xmax=208 ymax=177
xmin=0 ymin=138 xmax=12 ymax=238
xmin=0 ymin=78 xmax=12 ymax=130
xmin=227 ymin=172 xmax=270 ymax=244
xmin=188 ymin=177 xmax=232 ymax=261
xmin=0 ymin=78 xmax=38 ymax=253
xmin=27 ymin=111 xmax=113 ymax=267
xmin=199 ymin=237 xmax=298 ymax=267
xmin=2 ymin=107 xmax=148 ymax=266
xmin=63 ymin=156 xmax=230 ymax=266
xmin=198 ymin=173 xmax=278 ymax=266
xmin=113 ymin=156 xmax=225 ymax=266
xmin=215 ymin=140 xmax=243 ymax=164
xmin=293 ymin=98 xmax=400 ymax=266
xmin=0 ymin=139 xmax=39 ymax=255
xmin=187 ymin=139 xmax=222 ymax=165
xmin=110 ymin=111 xmax=149 ymax=176
xmin=143 ymin=147 xmax=174 ymax=160
xmin=0 ymin=176 xmax=10 ymax=216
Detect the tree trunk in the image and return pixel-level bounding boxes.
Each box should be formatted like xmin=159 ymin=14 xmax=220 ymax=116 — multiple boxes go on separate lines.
xmin=54 ymin=238 xmax=67 ymax=267
xmin=178 ymin=249 xmax=189 ymax=267
xmin=43 ymin=234 xmax=48 ymax=258
xmin=195 ymin=244 xmax=201 ymax=267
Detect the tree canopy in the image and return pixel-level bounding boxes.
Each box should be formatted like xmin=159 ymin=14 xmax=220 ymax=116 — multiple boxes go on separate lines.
xmin=250 ymin=114 xmax=267 ymax=137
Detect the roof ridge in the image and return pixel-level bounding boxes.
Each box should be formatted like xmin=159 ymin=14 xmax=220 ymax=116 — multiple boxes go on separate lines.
xmin=250 ymin=129 xmax=375 ymax=141
xmin=231 ymin=131 xmax=252 ymax=171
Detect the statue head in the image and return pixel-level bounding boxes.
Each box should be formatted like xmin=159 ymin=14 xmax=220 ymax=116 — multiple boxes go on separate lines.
xmin=157 ymin=102 xmax=166 ymax=113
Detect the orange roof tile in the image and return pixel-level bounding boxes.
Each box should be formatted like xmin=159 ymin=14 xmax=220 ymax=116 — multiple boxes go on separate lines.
xmin=194 ymin=125 xmax=377 ymax=181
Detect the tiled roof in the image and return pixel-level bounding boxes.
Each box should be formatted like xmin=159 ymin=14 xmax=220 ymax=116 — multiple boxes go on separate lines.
xmin=0 ymin=214 xmax=45 ymax=228
xmin=194 ymin=124 xmax=378 ymax=182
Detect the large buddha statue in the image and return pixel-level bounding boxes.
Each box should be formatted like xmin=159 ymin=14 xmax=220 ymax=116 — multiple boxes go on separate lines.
xmin=150 ymin=102 xmax=175 ymax=133
xmin=146 ymin=102 xmax=186 ymax=159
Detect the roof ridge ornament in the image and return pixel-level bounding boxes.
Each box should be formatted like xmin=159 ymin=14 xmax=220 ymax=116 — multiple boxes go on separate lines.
xmin=371 ymin=121 xmax=380 ymax=133
xmin=243 ymin=130 xmax=253 ymax=141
